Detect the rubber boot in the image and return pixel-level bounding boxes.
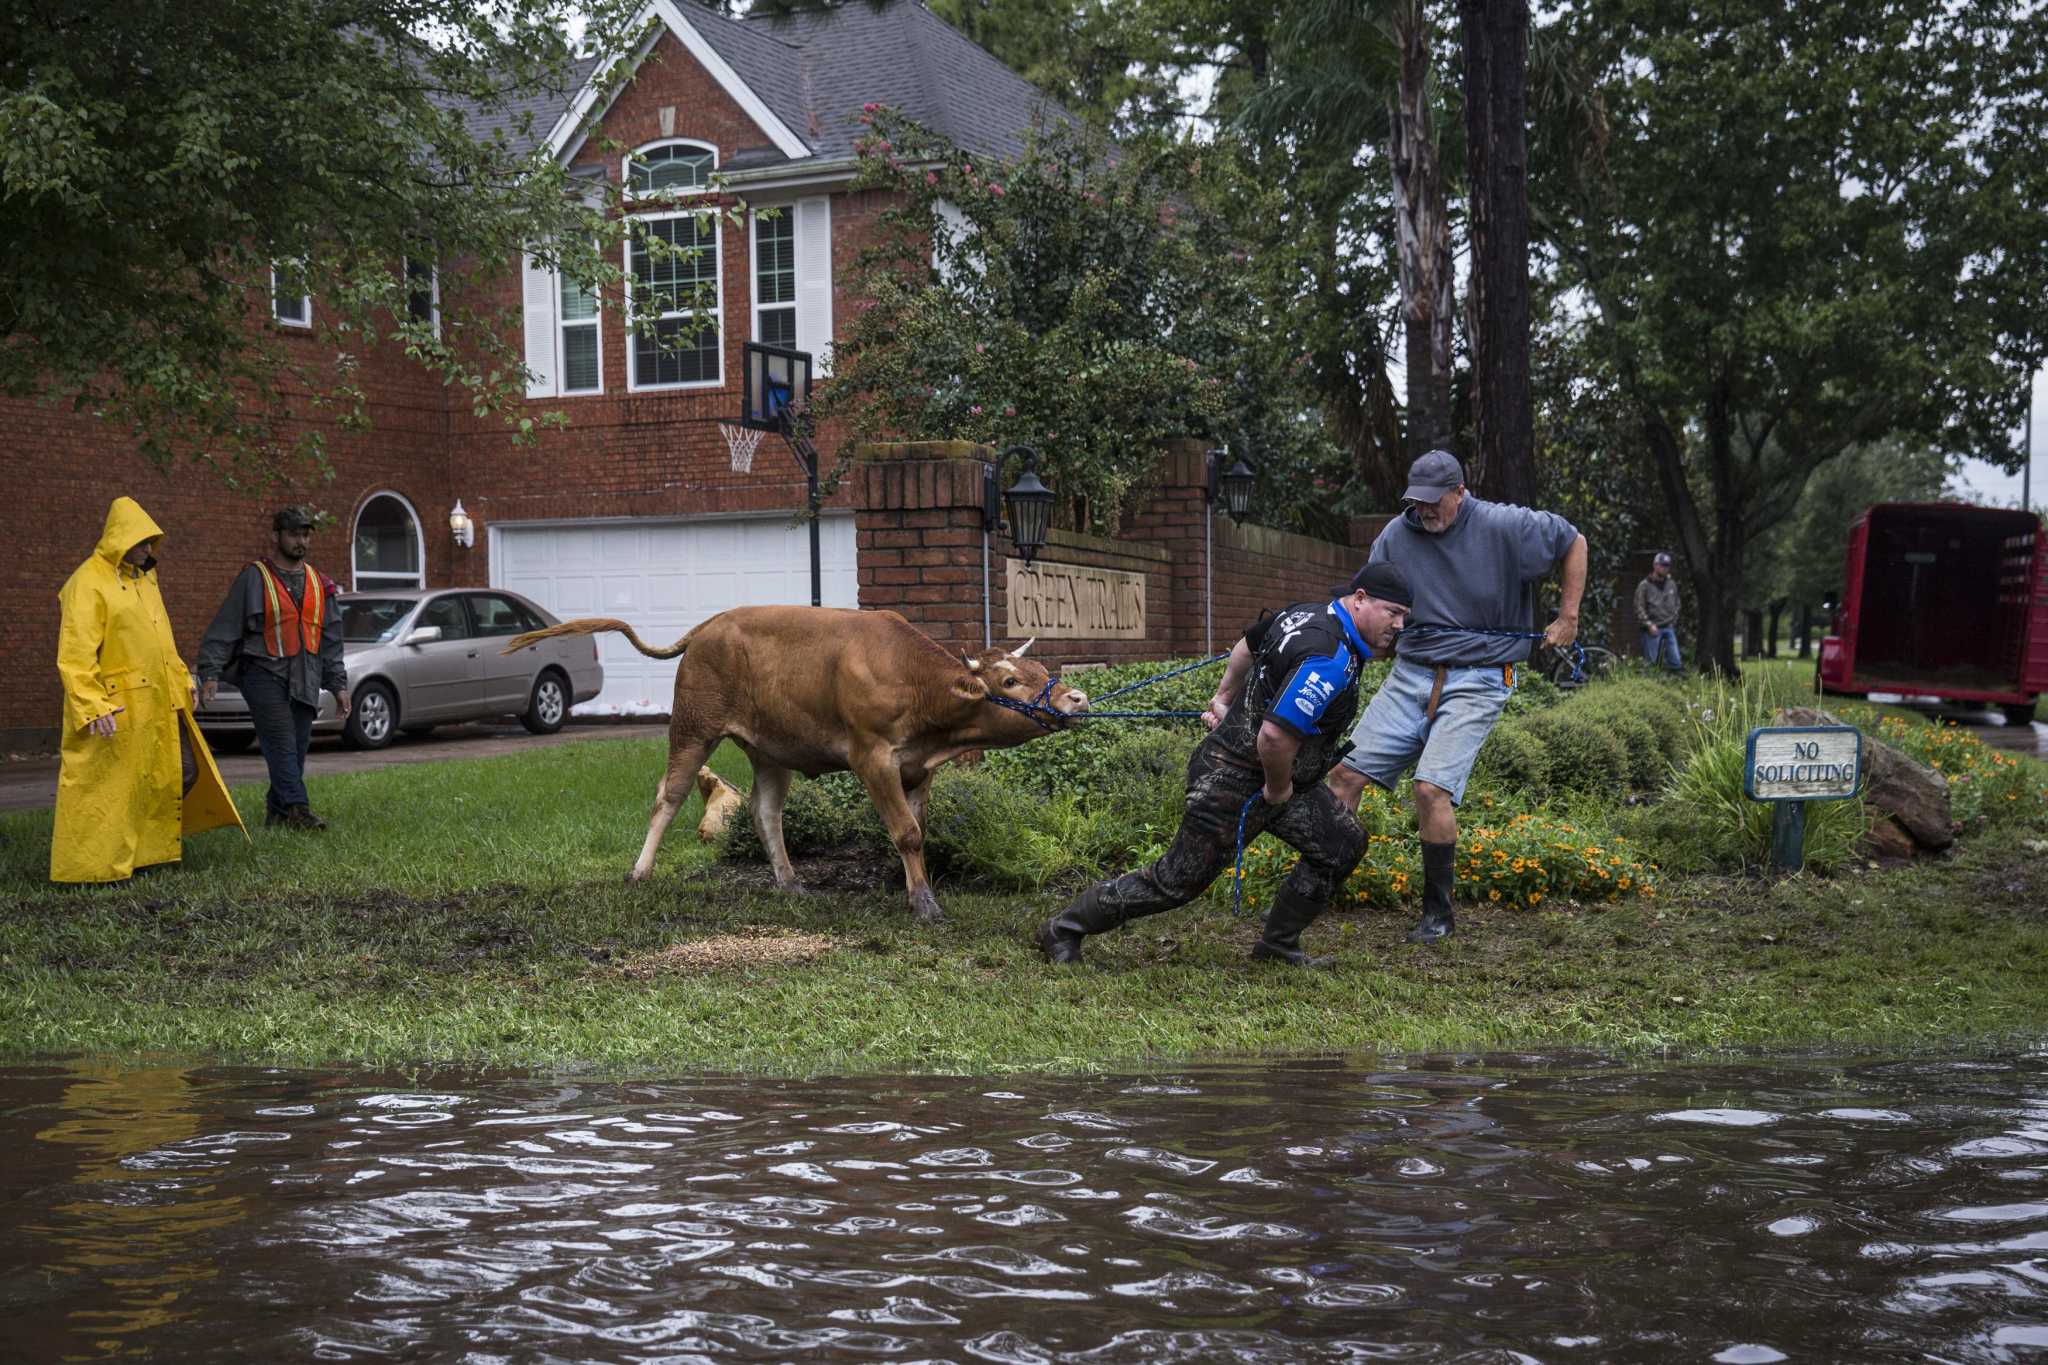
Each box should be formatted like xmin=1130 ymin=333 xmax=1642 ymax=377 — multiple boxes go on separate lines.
xmin=1405 ymin=840 xmax=1456 ymax=944
xmin=1035 ymin=885 xmax=1127 ymax=964
xmin=1250 ymin=886 xmax=1335 ymax=968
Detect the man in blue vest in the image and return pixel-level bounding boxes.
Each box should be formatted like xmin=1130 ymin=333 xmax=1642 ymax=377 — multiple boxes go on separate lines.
xmin=196 ymin=507 xmax=352 ymax=830
xmin=1035 ymin=563 xmax=1413 ymax=968
xmin=1327 ymin=451 xmax=1587 ymax=945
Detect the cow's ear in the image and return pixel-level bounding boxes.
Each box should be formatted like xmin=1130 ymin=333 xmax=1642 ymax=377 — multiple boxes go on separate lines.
xmin=964 ymin=653 xmax=982 ymax=672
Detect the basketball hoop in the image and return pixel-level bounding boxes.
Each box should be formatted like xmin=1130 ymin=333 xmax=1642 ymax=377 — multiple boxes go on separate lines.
xmin=720 ymin=422 xmax=764 ymax=474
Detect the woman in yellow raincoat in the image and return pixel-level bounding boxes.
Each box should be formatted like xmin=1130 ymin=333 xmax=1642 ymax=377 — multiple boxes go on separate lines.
xmin=52 ymin=497 xmax=245 ymax=883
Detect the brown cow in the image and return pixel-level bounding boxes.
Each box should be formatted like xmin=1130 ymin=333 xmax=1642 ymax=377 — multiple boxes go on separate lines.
xmin=503 ymin=606 xmax=1089 ymax=921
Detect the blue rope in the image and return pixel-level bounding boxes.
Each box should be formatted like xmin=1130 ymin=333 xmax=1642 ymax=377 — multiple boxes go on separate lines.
xmin=985 ymin=652 xmax=1229 ymax=729
xmin=1091 ymin=652 xmax=1231 ymax=705
xmin=1400 ymin=622 xmax=1585 ymax=686
xmin=1231 ymin=794 xmax=1259 ymax=918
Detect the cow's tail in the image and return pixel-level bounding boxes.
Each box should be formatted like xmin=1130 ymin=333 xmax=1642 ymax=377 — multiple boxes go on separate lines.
xmin=500 ymin=617 xmax=693 ymax=659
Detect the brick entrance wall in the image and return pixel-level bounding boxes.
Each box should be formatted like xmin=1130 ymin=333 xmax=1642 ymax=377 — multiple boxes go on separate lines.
xmin=851 ymin=439 xmax=1379 ymax=666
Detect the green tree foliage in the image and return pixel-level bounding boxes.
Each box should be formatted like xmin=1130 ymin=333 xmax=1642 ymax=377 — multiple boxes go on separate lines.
xmin=1535 ymin=0 xmax=2048 ymax=673
xmin=0 ymin=0 xmax=654 ymax=479
xmin=1747 ymin=438 xmax=1951 ymax=619
xmin=1239 ymin=1 xmax=1458 ymax=484
xmin=921 ymin=0 xmax=1173 ymax=130
xmin=823 ymin=108 xmax=1338 ymax=534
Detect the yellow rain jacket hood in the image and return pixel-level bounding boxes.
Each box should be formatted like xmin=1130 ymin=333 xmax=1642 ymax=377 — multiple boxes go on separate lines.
xmin=52 ymin=498 xmax=246 ymax=883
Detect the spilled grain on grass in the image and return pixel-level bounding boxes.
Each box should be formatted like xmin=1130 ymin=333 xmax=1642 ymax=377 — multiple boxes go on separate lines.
xmin=617 ymin=928 xmax=837 ymax=976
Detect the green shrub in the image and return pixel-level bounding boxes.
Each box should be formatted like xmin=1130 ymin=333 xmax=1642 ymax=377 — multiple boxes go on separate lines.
xmin=1564 ymin=687 xmax=1683 ymax=790
xmin=1859 ymin=711 xmax=2045 ymax=829
xmin=1502 ymin=667 xmax=1563 ymax=715
xmin=1643 ymin=685 xmax=1867 ymax=873
xmin=718 ymin=772 xmax=887 ymax=862
xmin=1519 ymin=708 xmax=1633 ymax=796
xmin=1469 ymin=722 xmax=1551 ymax=799
xmin=923 ymin=766 xmax=1121 ymax=889
xmin=977 ymin=655 xmax=1228 ymax=800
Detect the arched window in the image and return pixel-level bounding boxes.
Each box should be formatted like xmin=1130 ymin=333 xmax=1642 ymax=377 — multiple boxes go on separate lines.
xmin=625 ymin=141 xmax=716 ymax=197
xmin=353 ymin=492 xmax=425 ymax=590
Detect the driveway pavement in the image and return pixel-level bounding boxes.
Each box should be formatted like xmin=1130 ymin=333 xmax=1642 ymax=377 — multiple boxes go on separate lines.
xmin=1865 ymin=697 xmax=2046 ymax=757
xmin=0 ymin=719 xmax=668 ymax=814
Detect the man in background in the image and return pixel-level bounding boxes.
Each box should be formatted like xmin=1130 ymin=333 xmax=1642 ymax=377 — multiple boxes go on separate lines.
xmin=1635 ymin=552 xmax=1682 ymax=672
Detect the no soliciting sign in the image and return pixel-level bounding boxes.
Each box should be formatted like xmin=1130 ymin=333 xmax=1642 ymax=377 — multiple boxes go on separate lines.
xmin=1744 ymin=725 xmax=1863 ymax=802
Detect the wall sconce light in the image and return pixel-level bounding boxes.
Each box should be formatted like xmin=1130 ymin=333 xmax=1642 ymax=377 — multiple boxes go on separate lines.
xmin=1205 ymin=447 xmax=1256 ymax=526
xmin=449 ymin=499 xmax=475 ymax=549
xmin=983 ymin=444 xmax=1055 ymax=567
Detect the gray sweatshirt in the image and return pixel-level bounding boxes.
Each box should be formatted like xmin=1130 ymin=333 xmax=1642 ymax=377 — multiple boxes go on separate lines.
xmin=1635 ymin=575 xmax=1680 ymax=629
xmin=1368 ymin=496 xmax=1581 ymax=665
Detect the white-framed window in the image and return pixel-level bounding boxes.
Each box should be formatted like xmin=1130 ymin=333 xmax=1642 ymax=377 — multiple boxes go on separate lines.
xmin=271 ymin=263 xmax=310 ymax=328
xmin=753 ymin=209 xmax=797 ymax=349
xmin=627 ymin=212 xmax=721 ymax=391
xmin=522 ymin=241 xmax=603 ymax=398
xmin=352 ymin=491 xmax=425 ymax=590
xmin=558 ymin=269 xmax=602 ymax=394
xmin=623 ymin=140 xmax=716 ymax=199
xmin=404 ymin=255 xmax=440 ymax=338
xmin=748 ymin=197 xmax=834 ymax=375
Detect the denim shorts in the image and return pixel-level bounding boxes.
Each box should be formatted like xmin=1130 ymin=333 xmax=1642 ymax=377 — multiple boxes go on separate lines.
xmin=1338 ymin=655 xmax=1516 ymax=806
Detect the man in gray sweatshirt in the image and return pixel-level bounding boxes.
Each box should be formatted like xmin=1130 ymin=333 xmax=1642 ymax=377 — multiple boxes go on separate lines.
xmin=1326 ymin=450 xmax=1588 ymax=944
xmin=1635 ymin=552 xmax=1682 ymax=671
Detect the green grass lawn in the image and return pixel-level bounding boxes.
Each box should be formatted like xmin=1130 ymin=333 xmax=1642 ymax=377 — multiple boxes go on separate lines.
xmin=3 ymin=728 xmax=2046 ymax=1074
xmin=0 ymin=735 xmax=754 ymax=898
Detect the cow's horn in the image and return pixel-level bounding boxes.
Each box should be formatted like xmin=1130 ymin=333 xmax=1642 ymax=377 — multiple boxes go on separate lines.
xmin=1012 ymin=637 xmax=1035 ymax=658
xmin=964 ymin=653 xmax=983 ymax=672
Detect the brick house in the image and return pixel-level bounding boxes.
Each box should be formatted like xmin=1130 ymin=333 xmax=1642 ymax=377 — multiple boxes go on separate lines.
xmin=3 ymin=0 xmax=1379 ymax=751
xmin=0 ymin=0 xmax=1060 ymax=745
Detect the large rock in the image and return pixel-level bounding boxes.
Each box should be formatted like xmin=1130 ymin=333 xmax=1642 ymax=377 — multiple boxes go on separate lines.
xmin=1778 ymin=707 xmax=1954 ymax=850
xmin=1859 ymin=814 xmax=1919 ymax=862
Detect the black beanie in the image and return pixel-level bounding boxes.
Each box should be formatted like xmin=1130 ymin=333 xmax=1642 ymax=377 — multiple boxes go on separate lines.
xmin=1338 ymin=561 xmax=1414 ymax=608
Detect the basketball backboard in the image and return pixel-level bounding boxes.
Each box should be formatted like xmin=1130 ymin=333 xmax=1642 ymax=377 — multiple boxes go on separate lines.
xmin=741 ymin=341 xmax=813 ymax=432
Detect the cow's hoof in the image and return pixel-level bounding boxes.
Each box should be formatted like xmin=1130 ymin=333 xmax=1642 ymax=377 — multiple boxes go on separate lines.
xmin=776 ymin=880 xmax=817 ymax=897
xmin=623 ymin=869 xmax=648 ymax=886
xmin=909 ymin=888 xmax=946 ymax=924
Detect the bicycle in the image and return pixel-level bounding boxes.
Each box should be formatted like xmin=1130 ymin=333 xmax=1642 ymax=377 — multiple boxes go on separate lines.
xmin=1532 ymin=640 xmax=1619 ymax=689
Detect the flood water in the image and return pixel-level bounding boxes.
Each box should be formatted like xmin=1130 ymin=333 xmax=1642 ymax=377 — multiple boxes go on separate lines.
xmin=3 ymin=1051 xmax=2047 ymax=1363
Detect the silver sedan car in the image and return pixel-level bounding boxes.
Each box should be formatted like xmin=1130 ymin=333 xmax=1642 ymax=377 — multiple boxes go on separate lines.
xmin=195 ymin=588 xmax=604 ymax=752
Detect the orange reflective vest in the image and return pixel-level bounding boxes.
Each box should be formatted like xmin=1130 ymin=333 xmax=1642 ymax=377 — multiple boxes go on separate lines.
xmin=249 ymin=560 xmax=328 ymax=658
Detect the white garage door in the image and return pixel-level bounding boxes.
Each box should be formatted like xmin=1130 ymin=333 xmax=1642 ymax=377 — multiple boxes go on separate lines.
xmin=492 ymin=513 xmax=858 ymax=715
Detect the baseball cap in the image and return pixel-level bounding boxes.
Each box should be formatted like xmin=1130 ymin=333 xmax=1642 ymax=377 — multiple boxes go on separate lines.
xmin=1653 ymin=551 xmax=1674 ymax=566
xmin=1401 ymin=449 xmax=1464 ymax=504
xmin=1335 ymin=560 xmax=1414 ymax=607
xmin=272 ymin=505 xmax=315 ymax=532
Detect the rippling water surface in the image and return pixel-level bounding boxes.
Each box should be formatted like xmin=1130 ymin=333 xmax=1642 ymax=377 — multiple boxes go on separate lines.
xmin=4 ymin=1050 xmax=2047 ymax=1362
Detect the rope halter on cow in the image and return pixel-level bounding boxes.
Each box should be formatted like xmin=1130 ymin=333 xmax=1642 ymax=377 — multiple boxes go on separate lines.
xmin=979 ymin=650 xmax=1232 ymax=730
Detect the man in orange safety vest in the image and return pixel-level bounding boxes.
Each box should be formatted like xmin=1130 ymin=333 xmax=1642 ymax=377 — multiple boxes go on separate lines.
xmin=195 ymin=507 xmax=352 ymax=829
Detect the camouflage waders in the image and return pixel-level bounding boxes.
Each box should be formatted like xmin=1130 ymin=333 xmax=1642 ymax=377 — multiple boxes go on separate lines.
xmin=1037 ymin=739 xmax=1367 ymax=966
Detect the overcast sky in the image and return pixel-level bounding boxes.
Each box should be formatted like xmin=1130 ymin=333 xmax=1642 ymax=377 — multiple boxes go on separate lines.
xmin=1950 ymin=367 xmax=2048 ymax=511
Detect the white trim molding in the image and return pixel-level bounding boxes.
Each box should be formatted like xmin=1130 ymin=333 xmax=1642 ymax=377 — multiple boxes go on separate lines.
xmin=271 ymin=263 xmax=311 ymax=328
xmin=544 ymin=0 xmax=811 ymax=165
xmin=351 ymin=489 xmax=427 ymax=590
xmin=622 ymin=138 xmax=719 ymax=200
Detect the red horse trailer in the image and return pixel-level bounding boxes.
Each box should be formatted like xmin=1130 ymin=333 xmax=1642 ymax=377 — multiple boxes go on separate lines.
xmin=1818 ymin=502 xmax=2048 ymax=725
